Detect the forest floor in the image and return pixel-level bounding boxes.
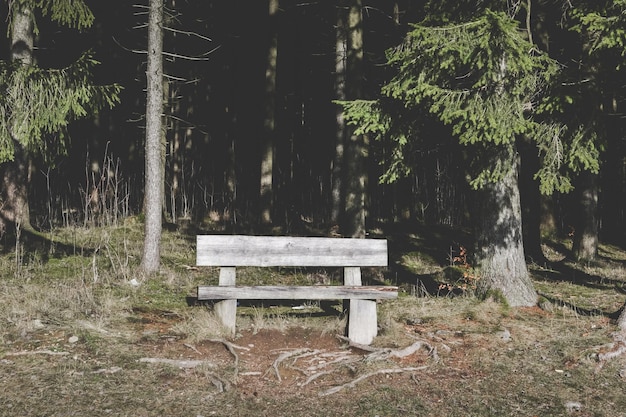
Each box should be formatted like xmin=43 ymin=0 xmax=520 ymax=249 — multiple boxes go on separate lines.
xmin=0 ymin=220 xmax=625 ymax=416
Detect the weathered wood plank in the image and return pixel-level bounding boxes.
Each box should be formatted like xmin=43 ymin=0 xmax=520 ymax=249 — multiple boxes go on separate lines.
xmin=214 ymin=267 xmax=237 ymax=335
xmin=197 ymin=285 xmax=398 ymax=300
xmin=345 ymin=266 xmax=378 ymax=345
xmin=196 ymin=235 xmax=388 ymax=267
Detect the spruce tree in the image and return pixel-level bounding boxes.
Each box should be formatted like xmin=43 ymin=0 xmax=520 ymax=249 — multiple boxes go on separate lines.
xmin=339 ymin=7 xmax=577 ymax=306
xmin=0 ymin=0 xmax=121 ymax=235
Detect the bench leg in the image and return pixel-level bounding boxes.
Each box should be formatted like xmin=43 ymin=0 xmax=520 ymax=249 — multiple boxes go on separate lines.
xmin=214 ymin=267 xmax=237 ymax=336
xmin=344 ymin=267 xmax=377 ymax=345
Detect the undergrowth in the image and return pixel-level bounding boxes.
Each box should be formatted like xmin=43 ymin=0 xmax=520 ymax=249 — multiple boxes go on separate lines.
xmin=0 ymin=223 xmax=624 ymax=417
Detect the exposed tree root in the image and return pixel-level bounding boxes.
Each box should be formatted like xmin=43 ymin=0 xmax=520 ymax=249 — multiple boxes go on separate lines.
xmin=257 ymin=336 xmax=442 ymax=396
xmin=318 ymin=366 xmax=429 ymax=396
xmin=595 ymin=330 xmax=626 ymax=371
xmin=267 ymin=348 xmax=316 ymax=381
xmin=139 ymin=339 xmax=247 ymax=373
xmin=5 ymin=350 xmax=70 ymax=356
xmin=337 ymin=335 xmax=440 ymax=362
xmin=138 ymin=357 xmax=214 ymax=369
xmin=205 ymin=372 xmax=232 ymax=392
xmin=301 ymin=370 xmax=334 ymax=387
xmin=207 ymin=338 xmax=250 ymax=376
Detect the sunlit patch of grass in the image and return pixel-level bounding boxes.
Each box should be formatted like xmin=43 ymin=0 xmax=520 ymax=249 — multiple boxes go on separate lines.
xmin=170 ymin=308 xmax=229 ymax=342
xmin=400 ymin=251 xmax=441 ymax=275
xmin=598 ymin=242 xmax=626 ymax=261
xmin=131 ymin=276 xmax=193 ymax=311
xmin=533 ymin=278 xmax=625 ymax=314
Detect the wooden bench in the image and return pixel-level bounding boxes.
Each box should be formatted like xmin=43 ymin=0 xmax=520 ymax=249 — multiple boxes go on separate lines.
xmin=196 ymin=235 xmax=398 ymax=345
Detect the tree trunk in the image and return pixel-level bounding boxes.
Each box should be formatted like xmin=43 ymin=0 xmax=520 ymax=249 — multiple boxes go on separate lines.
xmin=0 ymin=4 xmax=34 ymax=235
xmin=474 ymin=152 xmax=537 ymax=307
xmin=259 ymin=0 xmax=279 ymax=226
xmin=342 ymin=0 xmax=367 ymax=238
xmin=572 ymin=170 xmax=599 ymax=261
xmin=140 ymin=0 xmax=164 ymax=273
xmin=331 ymin=0 xmax=347 ymax=226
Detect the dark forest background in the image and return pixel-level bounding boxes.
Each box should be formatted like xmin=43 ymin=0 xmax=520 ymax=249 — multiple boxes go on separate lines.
xmin=1 ymin=0 xmax=624 ymax=244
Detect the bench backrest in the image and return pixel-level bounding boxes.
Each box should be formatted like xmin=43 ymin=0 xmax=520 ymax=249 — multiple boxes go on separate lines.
xmin=196 ymin=235 xmax=388 ymax=267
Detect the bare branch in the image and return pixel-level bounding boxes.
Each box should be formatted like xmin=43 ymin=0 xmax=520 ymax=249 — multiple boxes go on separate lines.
xmin=162 ymin=44 xmax=222 ymax=61
xmin=163 ymin=26 xmax=213 ymax=42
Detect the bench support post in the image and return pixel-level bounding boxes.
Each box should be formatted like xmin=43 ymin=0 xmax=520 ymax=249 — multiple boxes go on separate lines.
xmin=345 ymin=267 xmax=378 ymax=345
xmin=214 ymin=267 xmax=237 ymax=335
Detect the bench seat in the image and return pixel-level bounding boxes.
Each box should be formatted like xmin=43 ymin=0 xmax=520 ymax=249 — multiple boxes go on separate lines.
xmin=196 ymin=235 xmax=397 ymax=345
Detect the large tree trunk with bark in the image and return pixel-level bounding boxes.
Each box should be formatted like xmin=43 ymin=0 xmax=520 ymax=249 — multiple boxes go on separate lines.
xmin=259 ymin=0 xmax=279 ymax=226
xmin=0 ymin=143 xmax=31 ymax=236
xmin=342 ymin=0 xmax=367 ymax=238
xmin=140 ymin=0 xmax=164 ymax=273
xmin=0 ymin=4 xmax=34 ymax=236
xmin=474 ymin=153 xmax=537 ymax=307
xmin=572 ymin=171 xmax=599 ymax=261
xmin=331 ymin=0 xmax=347 ymax=226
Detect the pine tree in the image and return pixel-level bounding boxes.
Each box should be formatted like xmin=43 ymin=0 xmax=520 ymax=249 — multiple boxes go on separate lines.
xmin=0 ymin=0 xmax=121 ymax=235
xmin=140 ymin=0 xmax=164 ymax=274
xmin=339 ymin=8 xmax=574 ymax=306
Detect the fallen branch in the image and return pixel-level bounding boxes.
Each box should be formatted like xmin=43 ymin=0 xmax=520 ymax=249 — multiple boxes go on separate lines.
xmin=318 ymin=366 xmax=429 ymax=396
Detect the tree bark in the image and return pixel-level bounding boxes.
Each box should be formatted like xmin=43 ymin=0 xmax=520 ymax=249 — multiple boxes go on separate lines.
xmin=572 ymin=170 xmax=599 ymax=261
xmin=342 ymin=0 xmax=367 ymax=238
xmin=259 ymin=0 xmax=279 ymax=226
xmin=140 ymin=0 xmax=164 ymax=273
xmin=0 ymin=4 xmax=34 ymax=236
xmin=331 ymin=0 xmax=347 ymax=226
xmin=474 ymin=152 xmax=538 ymax=307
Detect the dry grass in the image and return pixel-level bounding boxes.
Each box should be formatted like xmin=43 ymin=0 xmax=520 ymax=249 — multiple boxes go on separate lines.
xmin=0 ymin=222 xmax=625 ymax=416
